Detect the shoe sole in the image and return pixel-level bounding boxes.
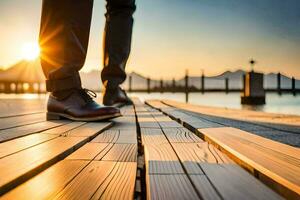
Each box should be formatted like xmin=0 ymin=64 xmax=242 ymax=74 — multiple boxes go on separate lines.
xmin=46 ymin=112 xmax=121 ymax=122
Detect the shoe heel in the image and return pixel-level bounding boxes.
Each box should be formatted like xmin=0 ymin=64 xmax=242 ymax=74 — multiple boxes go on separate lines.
xmin=46 ymin=112 xmax=61 ymax=120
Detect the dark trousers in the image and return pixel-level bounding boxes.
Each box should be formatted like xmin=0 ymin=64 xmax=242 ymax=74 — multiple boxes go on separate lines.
xmin=39 ymin=0 xmax=136 ymax=92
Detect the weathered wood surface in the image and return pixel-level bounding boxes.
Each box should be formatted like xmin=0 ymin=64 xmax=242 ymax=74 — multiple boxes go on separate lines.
xmin=1 ymin=160 xmax=89 ymax=200
xmin=200 ymin=127 xmax=300 ymax=198
xmin=0 ymin=99 xmax=45 ymax=118
xmin=162 ymin=99 xmax=300 ymax=126
xmin=146 ymin=99 xmax=299 ymax=199
xmin=0 ymin=113 xmax=46 ymax=130
xmin=0 ymin=98 xmax=286 ymax=199
xmin=0 ymin=120 xmax=69 ymax=143
xmin=137 ymin=101 xmax=282 ymax=200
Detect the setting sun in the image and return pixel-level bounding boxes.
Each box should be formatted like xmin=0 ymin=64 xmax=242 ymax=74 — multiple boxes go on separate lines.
xmin=21 ymin=42 xmax=40 ymax=60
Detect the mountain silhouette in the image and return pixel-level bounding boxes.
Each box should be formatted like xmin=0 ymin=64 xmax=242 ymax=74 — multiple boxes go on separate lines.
xmin=0 ymin=59 xmax=44 ymax=83
xmin=0 ymin=60 xmax=298 ymax=90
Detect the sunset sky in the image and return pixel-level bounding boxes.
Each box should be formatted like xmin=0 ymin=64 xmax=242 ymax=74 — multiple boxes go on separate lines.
xmin=0 ymin=0 xmax=300 ymax=79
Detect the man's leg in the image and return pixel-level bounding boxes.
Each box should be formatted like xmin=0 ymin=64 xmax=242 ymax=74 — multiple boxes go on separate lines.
xmin=39 ymin=0 xmax=120 ymax=121
xmin=39 ymin=0 xmax=93 ymax=93
xmin=102 ymin=0 xmax=136 ymax=106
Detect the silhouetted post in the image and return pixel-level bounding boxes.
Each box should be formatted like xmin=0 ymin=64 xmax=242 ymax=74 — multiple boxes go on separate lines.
xmin=172 ymin=78 xmax=176 ymax=93
xmin=225 ymin=78 xmax=229 ymax=94
xmin=277 ymin=73 xmax=281 ymax=95
xmin=28 ymin=83 xmax=34 ymax=93
xmin=201 ymin=72 xmax=205 ymax=93
xmin=147 ymin=77 xmax=150 ymax=93
xmin=128 ymin=75 xmax=132 ymax=93
xmin=4 ymin=83 xmax=10 ymax=93
xmin=292 ymin=77 xmax=296 ymax=96
xmin=38 ymin=83 xmax=42 ymax=94
xmin=243 ymin=74 xmax=246 ymax=92
xmin=160 ymin=79 xmax=163 ymax=93
xmin=185 ymin=70 xmax=189 ymax=103
xmin=14 ymin=83 xmax=18 ymax=93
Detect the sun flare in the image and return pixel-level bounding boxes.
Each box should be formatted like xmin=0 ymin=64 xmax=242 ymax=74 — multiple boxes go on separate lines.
xmin=21 ymin=42 xmax=40 ymax=61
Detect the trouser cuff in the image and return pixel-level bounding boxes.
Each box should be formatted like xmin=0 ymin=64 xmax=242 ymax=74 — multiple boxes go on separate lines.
xmin=46 ymin=75 xmax=81 ymax=92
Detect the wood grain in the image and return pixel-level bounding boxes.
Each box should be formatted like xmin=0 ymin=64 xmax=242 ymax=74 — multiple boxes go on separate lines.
xmin=100 ymin=143 xmax=137 ymax=162
xmin=91 ymin=129 xmax=119 ymax=143
xmin=54 ymin=161 xmax=136 ymax=200
xmin=66 ymin=143 xmax=113 ymax=160
xmin=115 ymin=129 xmax=137 ymax=144
xmin=0 ymin=120 xmax=68 ymax=143
xmin=92 ymin=129 xmax=137 ymax=144
xmin=63 ymin=122 xmax=112 ymax=138
xmin=110 ymin=116 xmax=136 ymax=130
xmin=144 ymin=143 xmax=184 ymax=174
xmin=162 ymin=99 xmax=300 ymax=126
xmin=0 ymin=136 xmax=88 ymax=194
xmin=1 ymin=160 xmax=88 ymax=200
xmin=41 ymin=122 xmax=85 ymax=135
xmin=0 ymin=133 xmax=57 ymax=158
xmin=200 ymin=127 xmax=300 ymax=198
xmin=189 ymin=175 xmax=222 ymax=200
xmin=0 ymin=113 xmax=45 ymax=130
xmin=200 ymin=163 xmax=283 ymax=200
xmin=140 ymin=128 xmax=169 ymax=145
xmin=138 ymin=117 xmax=160 ymax=128
xmin=172 ymin=143 xmax=233 ymax=174
xmin=91 ymin=162 xmax=137 ymax=200
xmin=147 ymin=174 xmax=199 ymax=199
xmin=162 ymin=127 xmax=203 ymax=143
xmin=0 ymin=99 xmax=45 ymax=118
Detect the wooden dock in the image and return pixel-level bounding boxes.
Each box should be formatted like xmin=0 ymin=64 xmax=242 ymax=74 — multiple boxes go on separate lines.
xmin=0 ymin=98 xmax=298 ymax=199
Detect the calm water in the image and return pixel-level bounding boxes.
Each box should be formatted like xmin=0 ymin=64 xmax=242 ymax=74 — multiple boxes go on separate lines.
xmin=0 ymin=92 xmax=299 ymax=116
xmin=130 ymin=92 xmax=300 ymax=116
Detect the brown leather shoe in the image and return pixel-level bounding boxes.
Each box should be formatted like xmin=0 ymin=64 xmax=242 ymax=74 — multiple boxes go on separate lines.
xmin=47 ymin=88 xmax=121 ymax=121
xmin=103 ymin=87 xmax=133 ymax=107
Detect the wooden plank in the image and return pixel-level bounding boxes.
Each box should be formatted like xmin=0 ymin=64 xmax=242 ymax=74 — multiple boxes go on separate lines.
xmin=200 ymin=127 xmax=300 ymax=198
xmin=140 ymin=128 xmax=184 ymax=174
xmin=0 ymin=99 xmax=45 ymax=118
xmin=200 ymin=163 xmax=283 ymax=200
xmin=100 ymin=144 xmax=137 ymax=162
xmin=110 ymin=117 xmax=136 ymax=130
xmin=183 ymin=119 xmax=224 ymax=130
xmin=171 ymin=143 xmax=233 ymax=174
xmin=147 ymin=174 xmax=199 ymax=199
xmin=162 ymin=99 xmax=300 ymax=127
xmin=91 ymin=129 xmax=119 ymax=143
xmin=140 ymin=128 xmax=169 ymax=145
xmin=66 ymin=143 xmax=113 ymax=160
xmin=144 ymin=143 xmax=184 ymax=174
xmin=189 ymin=175 xmax=222 ymax=200
xmin=41 ymin=122 xmax=85 ymax=135
xmin=162 ymin=127 xmax=203 ymax=143
xmin=146 ymin=100 xmax=171 ymax=110
xmin=1 ymin=160 xmax=88 ymax=200
xmin=0 ymin=120 xmax=69 ymax=143
xmin=137 ymin=116 xmax=160 ymax=128
xmin=53 ymin=161 xmax=136 ymax=200
xmin=63 ymin=122 xmax=112 ymax=138
xmin=0 ymin=136 xmax=89 ymax=194
xmin=91 ymin=162 xmax=137 ymax=200
xmin=0 ymin=133 xmax=57 ymax=158
xmin=0 ymin=113 xmax=45 ymax=130
xmin=115 ymin=129 xmax=137 ymax=144
xmin=92 ymin=129 xmax=137 ymax=144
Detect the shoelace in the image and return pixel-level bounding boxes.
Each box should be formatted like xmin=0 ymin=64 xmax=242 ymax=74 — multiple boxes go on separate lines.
xmin=79 ymin=88 xmax=97 ymax=103
xmin=120 ymin=88 xmax=129 ymax=97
